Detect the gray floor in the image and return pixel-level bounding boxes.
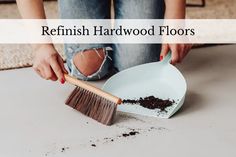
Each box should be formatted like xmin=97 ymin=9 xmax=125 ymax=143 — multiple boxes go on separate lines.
xmin=0 ymin=45 xmax=236 ymax=157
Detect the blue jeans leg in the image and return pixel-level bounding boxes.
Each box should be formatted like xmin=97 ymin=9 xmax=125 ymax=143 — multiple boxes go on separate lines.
xmin=113 ymin=0 xmax=165 ymax=71
xmin=58 ymin=0 xmax=165 ymax=79
xmin=58 ymin=0 xmax=112 ymax=80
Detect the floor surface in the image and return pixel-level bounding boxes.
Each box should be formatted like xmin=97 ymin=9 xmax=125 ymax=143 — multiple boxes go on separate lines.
xmin=0 ymin=45 xmax=236 ymax=157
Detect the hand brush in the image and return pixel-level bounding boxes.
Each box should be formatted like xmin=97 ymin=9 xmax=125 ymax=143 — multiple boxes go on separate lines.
xmin=64 ymin=74 xmax=122 ymax=125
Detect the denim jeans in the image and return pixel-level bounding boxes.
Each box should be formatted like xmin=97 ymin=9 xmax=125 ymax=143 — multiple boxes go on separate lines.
xmin=58 ymin=0 xmax=165 ymax=80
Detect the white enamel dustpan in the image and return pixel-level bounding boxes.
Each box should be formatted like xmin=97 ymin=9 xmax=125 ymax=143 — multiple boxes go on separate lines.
xmin=102 ymin=52 xmax=187 ymax=118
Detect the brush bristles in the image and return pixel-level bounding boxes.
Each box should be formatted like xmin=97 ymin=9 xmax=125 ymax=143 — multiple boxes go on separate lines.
xmin=65 ymin=87 xmax=117 ymax=125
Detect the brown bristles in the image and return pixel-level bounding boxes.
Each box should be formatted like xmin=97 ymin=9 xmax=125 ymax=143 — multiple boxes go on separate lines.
xmin=65 ymin=87 xmax=117 ymax=125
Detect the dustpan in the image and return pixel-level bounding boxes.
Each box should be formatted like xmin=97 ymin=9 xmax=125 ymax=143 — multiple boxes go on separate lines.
xmin=102 ymin=52 xmax=187 ymax=118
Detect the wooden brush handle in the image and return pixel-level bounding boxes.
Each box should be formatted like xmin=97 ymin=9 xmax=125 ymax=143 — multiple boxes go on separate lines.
xmin=64 ymin=74 xmax=122 ymax=104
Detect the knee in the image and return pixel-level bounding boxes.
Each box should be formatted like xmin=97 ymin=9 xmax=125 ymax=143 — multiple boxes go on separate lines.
xmin=73 ymin=48 xmax=105 ymax=77
xmin=67 ymin=47 xmax=112 ymax=80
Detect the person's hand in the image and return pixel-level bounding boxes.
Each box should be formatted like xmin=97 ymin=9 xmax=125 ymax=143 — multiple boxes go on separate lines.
xmin=160 ymin=44 xmax=192 ymax=64
xmin=33 ymin=44 xmax=68 ymax=83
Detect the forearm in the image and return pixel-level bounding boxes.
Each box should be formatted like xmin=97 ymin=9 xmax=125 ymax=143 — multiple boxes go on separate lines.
xmin=16 ymin=0 xmax=53 ymax=49
xmin=16 ymin=0 xmax=46 ymax=19
xmin=164 ymin=0 xmax=186 ymax=19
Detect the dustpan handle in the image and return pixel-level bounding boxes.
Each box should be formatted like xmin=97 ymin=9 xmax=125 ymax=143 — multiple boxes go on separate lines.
xmin=161 ymin=51 xmax=172 ymax=65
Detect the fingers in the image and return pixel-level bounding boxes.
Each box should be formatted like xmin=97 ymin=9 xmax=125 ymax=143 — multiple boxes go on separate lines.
xmin=43 ymin=65 xmax=57 ymax=81
xmin=171 ymin=46 xmax=180 ymax=65
xmin=58 ymin=56 xmax=68 ymax=74
xmin=160 ymin=44 xmax=169 ymax=60
xmin=180 ymin=44 xmax=192 ymax=62
xmin=49 ymin=55 xmax=65 ymax=83
xmin=33 ymin=63 xmax=57 ymax=81
xmin=168 ymin=44 xmax=192 ymax=65
xmin=33 ymin=45 xmax=66 ymax=83
xmin=185 ymin=44 xmax=193 ymax=54
xmin=34 ymin=66 xmax=45 ymax=79
xmin=33 ymin=55 xmax=65 ymax=83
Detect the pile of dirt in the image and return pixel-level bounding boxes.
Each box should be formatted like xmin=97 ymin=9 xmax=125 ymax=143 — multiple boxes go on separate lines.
xmin=123 ymin=96 xmax=174 ymax=111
